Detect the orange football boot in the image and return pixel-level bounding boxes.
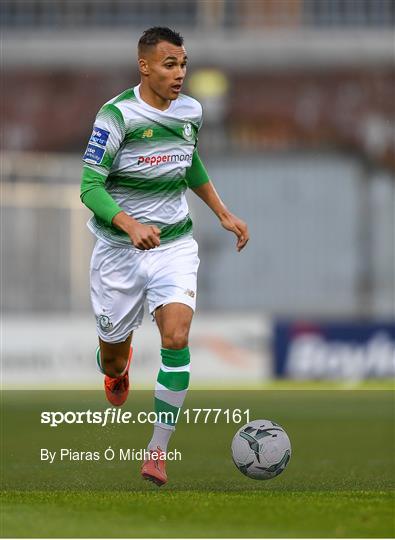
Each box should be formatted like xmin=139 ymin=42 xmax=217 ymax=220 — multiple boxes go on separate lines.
xmin=141 ymin=447 xmax=167 ymax=486
xmin=104 ymin=347 xmax=133 ymax=407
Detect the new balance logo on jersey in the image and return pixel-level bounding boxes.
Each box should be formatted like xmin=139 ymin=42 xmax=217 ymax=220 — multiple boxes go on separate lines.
xmin=137 ymin=153 xmax=193 ymax=167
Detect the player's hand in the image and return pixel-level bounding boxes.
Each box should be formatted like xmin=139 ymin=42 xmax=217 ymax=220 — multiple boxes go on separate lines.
xmin=219 ymin=212 xmax=249 ymax=251
xmin=112 ymin=212 xmax=161 ymax=249
xmin=128 ymin=222 xmax=161 ymax=250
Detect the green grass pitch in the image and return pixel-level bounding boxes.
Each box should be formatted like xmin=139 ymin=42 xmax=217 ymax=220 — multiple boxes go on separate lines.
xmin=1 ymin=387 xmax=394 ymax=537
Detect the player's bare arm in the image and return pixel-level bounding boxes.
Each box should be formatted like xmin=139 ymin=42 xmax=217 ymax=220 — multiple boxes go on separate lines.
xmin=192 ymin=181 xmax=249 ymax=251
xmin=112 ymin=211 xmax=161 ymax=250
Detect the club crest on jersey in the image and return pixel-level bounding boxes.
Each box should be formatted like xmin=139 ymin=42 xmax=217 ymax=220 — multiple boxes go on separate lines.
xmin=142 ymin=129 xmax=153 ymax=138
xmin=182 ymin=122 xmax=193 ymax=141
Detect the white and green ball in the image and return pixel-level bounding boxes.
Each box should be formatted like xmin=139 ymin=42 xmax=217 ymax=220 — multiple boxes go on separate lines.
xmin=231 ymin=419 xmax=291 ymax=480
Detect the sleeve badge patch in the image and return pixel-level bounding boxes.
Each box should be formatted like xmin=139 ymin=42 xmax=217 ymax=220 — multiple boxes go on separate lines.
xmin=83 ymin=143 xmax=105 ymax=165
xmin=89 ymin=126 xmax=110 ymax=147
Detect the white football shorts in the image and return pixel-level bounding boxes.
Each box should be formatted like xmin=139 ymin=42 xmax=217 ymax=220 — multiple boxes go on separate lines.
xmin=90 ymin=235 xmax=200 ymax=343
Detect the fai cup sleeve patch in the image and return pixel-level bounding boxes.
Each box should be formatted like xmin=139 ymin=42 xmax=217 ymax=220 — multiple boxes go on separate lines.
xmin=89 ymin=126 xmax=110 ymax=147
xmin=83 ymin=143 xmax=105 ymax=165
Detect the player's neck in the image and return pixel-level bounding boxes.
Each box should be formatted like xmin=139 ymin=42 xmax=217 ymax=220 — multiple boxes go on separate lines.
xmin=139 ymin=82 xmax=171 ymax=111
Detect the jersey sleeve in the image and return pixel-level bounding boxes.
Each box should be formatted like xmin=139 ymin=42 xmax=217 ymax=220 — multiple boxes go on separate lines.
xmin=80 ymin=104 xmax=126 ymax=225
xmin=185 ymin=150 xmax=210 ymax=188
xmin=185 ymin=101 xmax=210 ymax=189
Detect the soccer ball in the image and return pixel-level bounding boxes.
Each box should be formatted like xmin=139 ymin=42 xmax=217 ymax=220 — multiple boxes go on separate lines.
xmin=231 ymin=419 xmax=291 ymax=480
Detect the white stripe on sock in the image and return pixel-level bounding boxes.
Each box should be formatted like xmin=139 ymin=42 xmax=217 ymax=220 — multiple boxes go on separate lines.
xmin=160 ymin=362 xmax=190 ymax=373
xmin=155 ymin=382 xmax=188 ymax=408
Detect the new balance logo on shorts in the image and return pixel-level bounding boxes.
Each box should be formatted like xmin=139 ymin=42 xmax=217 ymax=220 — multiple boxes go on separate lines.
xmin=184 ymin=289 xmax=195 ymax=298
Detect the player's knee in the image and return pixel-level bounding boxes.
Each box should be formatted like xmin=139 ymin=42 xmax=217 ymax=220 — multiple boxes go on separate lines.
xmin=101 ymin=353 xmax=128 ymax=378
xmin=162 ymin=330 xmax=188 ymax=350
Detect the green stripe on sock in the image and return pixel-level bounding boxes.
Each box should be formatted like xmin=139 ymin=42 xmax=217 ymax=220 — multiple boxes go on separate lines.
xmin=161 ymin=347 xmax=190 ymax=368
xmin=154 ymin=398 xmax=179 ymax=426
xmin=157 ymin=369 xmax=190 ymax=391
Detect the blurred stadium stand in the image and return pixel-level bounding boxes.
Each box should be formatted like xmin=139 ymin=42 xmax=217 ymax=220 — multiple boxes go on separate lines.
xmin=2 ymin=0 xmax=394 ymax=319
xmin=1 ymin=0 xmax=394 ymax=28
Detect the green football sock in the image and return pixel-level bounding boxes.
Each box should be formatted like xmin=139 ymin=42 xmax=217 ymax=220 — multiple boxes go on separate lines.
xmin=148 ymin=347 xmax=190 ymax=451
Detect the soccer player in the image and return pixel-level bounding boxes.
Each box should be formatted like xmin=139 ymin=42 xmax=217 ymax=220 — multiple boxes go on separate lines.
xmin=80 ymin=27 xmax=249 ymax=486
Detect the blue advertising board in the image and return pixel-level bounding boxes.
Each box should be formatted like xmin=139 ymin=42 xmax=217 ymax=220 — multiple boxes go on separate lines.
xmin=273 ymin=320 xmax=395 ymax=379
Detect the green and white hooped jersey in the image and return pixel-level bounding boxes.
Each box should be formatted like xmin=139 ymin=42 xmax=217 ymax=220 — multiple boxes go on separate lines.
xmin=81 ymin=84 xmax=207 ymax=248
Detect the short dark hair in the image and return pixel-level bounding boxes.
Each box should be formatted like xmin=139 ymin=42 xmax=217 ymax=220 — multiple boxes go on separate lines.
xmin=138 ymin=27 xmax=184 ymax=56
